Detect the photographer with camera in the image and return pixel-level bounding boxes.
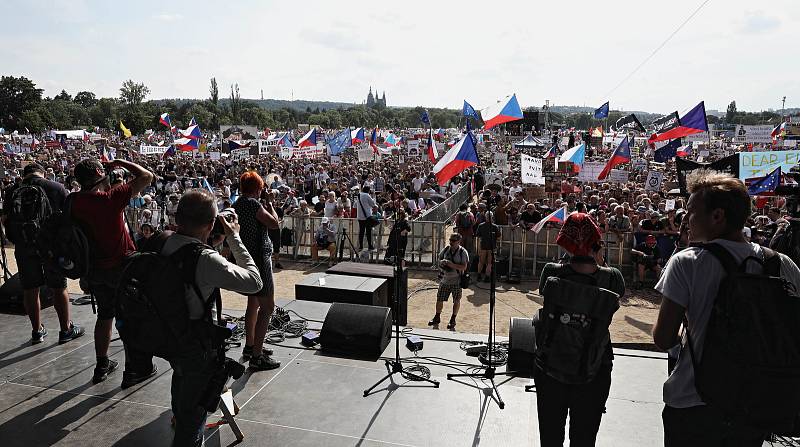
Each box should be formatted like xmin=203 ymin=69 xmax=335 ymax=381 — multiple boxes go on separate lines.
xmin=428 ymin=233 xmax=469 ymax=330
xmin=232 ymin=171 xmax=281 ymax=370
xmin=71 ymin=158 xmax=155 ymax=385
xmin=161 ymin=189 xmax=263 ymax=446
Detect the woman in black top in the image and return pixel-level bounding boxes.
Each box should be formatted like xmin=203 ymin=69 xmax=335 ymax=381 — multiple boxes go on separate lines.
xmin=385 ymin=208 xmax=411 ymax=267
xmin=232 ymin=171 xmax=281 ymax=371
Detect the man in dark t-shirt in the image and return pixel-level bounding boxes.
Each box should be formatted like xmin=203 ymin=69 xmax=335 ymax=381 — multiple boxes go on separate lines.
xmin=1 ymin=163 xmax=84 ymax=345
xmin=72 ymin=158 xmax=155 ymax=386
xmin=632 ymin=234 xmax=662 ymax=286
xmin=475 ymin=211 xmax=501 ymax=282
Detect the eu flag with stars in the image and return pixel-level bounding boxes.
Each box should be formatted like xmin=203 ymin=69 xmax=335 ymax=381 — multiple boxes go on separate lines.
xmin=421 ymin=110 xmax=431 ymax=125
xmin=463 ymin=100 xmax=478 ymax=119
xmin=747 ymin=167 xmax=781 ymax=196
xmin=328 ymin=127 xmax=351 ymax=155
xmin=594 ymin=102 xmax=609 ymax=119
xmin=653 ymin=139 xmax=681 ymax=163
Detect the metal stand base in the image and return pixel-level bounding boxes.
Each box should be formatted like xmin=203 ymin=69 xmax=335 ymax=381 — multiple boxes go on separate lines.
xmin=363 ymin=359 xmax=440 ymax=397
xmin=447 ymin=366 xmax=515 ymax=410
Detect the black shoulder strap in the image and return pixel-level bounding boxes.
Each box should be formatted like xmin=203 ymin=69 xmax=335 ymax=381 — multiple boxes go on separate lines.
xmin=170 ymin=240 xmax=217 ymax=317
xmin=761 ymin=247 xmax=781 ymax=277
xmin=694 ymin=242 xmax=739 ymax=275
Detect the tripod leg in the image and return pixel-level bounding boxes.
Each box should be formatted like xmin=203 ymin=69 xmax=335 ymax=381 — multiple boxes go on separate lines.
xmin=363 ymin=371 xmax=394 ymax=397
xmin=489 ymin=378 xmax=505 ymax=409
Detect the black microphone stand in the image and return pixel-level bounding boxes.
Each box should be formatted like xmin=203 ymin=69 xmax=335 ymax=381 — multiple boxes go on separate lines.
xmin=446 ymin=224 xmax=512 ymax=409
xmin=364 ymin=221 xmax=439 ymax=396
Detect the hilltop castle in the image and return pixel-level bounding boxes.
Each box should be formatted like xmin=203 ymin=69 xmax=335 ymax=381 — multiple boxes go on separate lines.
xmin=366 ymin=86 xmax=386 ymax=109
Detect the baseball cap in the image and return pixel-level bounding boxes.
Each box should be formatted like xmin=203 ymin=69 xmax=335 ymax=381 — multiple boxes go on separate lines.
xmin=321 ymin=217 xmax=329 ymax=224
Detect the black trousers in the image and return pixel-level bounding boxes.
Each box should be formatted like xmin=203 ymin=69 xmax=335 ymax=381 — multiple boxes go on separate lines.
xmin=662 ymin=405 xmax=767 ymax=447
xmin=532 ymin=365 xmax=612 ymax=447
xmin=358 ymin=220 xmax=373 ymax=250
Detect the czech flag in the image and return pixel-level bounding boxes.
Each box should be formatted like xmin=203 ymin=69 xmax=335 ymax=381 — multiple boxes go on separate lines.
xmin=174 ymin=137 xmax=199 ymax=152
xmin=369 ymin=127 xmax=379 ymax=153
xmin=162 ymin=144 xmax=176 ymax=159
xmin=433 ymin=131 xmax=479 ymax=186
xmin=426 ymin=128 xmax=438 ymax=163
xmin=189 ymin=117 xmax=197 ymax=127
xmin=772 ymin=122 xmax=787 ymax=140
xmin=351 ymin=128 xmax=365 ymax=145
xmin=544 ymin=145 xmax=557 ymax=159
xmin=558 ymin=142 xmax=585 ymax=173
xmin=280 ymin=132 xmax=294 ymax=148
xmin=677 ymin=141 xmax=693 ymax=157
xmin=100 ymin=145 xmax=115 ymax=162
xmin=297 ymin=128 xmax=317 ymax=148
xmin=160 ymin=113 xmax=175 ymax=132
xmin=385 ymin=133 xmax=401 ymax=147
xmin=481 ymin=94 xmax=524 ymax=130
xmin=648 ymin=101 xmax=708 ymax=143
xmin=531 ymin=206 xmax=568 ymax=234
xmin=598 ymin=136 xmax=631 ymax=180
xmin=179 ymin=124 xmax=202 ymax=140
xmin=228 ymin=140 xmax=248 ymax=150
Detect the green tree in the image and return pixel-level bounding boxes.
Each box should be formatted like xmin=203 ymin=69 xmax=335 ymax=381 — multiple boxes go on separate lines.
xmin=229 ymin=83 xmax=242 ymax=124
xmin=726 ymin=101 xmax=737 ymax=123
xmin=119 ymin=80 xmax=150 ymax=106
xmin=89 ymin=98 xmax=119 ymax=131
xmin=19 ymin=109 xmax=45 ymax=132
xmin=0 ymin=76 xmax=43 ymax=130
xmin=74 ymin=91 xmax=97 ymax=108
xmin=209 ymin=77 xmax=219 ymax=129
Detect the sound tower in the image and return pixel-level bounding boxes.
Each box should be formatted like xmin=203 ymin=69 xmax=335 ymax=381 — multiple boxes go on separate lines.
xmin=320 ymin=303 xmax=392 ymax=359
xmin=507 ymin=317 xmax=537 ymax=376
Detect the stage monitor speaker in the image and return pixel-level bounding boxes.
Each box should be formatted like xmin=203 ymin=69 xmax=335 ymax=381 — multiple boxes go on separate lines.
xmin=507 ymin=317 xmax=536 ymax=376
xmin=0 ymin=273 xmax=52 ymax=309
xmin=320 ymin=303 xmax=392 ymax=359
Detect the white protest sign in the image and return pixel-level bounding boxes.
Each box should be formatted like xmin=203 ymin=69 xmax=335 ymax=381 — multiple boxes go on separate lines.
xmin=408 ymin=147 xmax=420 ymax=157
xmin=577 ymin=161 xmax=606 ymax=182
xmin=357 ymin=147 xmax=374 ymax=163
xmin=608 ymin=169 xmax=628 ymax=183
xmin=330 ymin=155 xmax=341 ymax=164
xmin=280 ymin=147 xmax=292 ymax=160
xmin=138 ymin=144 xmax=164 ymax=155
xmin=521 ymin=154 xmax=544 ymax=185
xmin=494 ymin=153 xmax=509 ymax=173
xmin=735 ymin=125 xmax=774 ymax=144
xmin=665 ymin=199 xmax=676 ymax=211
xmin=645 ymin=171 xmax=664 ymax=191
xmin=406 ymin=140 xmax=419 ymax=151
xmin=398 ymin=155 xmax=404 ymax=164
xmin=209 ymin=151 xmax=221 ymax=161
xmin=686 ymin=131 xmax=709 ymax=143
xmin=231 ymin=148 xmax=250 ymax=161
xmin=631 ymin=159 xmax=648 ymax=171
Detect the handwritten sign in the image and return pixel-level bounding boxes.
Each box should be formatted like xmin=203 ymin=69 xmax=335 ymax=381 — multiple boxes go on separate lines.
xmin=521 ymin=154 xmax=544 ymax=185
xmin=357 ymin=147 xmax=374 ymax=163
xmin=645 ymin=171 xmax=664 ymax=191
xmin=738 ymin=149 xmax=800 ymax=180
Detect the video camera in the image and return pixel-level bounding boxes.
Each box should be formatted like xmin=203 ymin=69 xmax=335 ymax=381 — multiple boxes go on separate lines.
xmin=211 ymin=208 xmax=236 ymax=236
xmin=774 ymin=166 xmax=800 ymax=219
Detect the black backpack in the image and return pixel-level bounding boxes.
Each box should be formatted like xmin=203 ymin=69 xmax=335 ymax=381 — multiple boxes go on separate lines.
xmin=534 ymin=264 xmax=620 ymax=384
xmin=685 ymin=243 xmax=800 ymax=433
xmin=115 ymin=235 xmax=221 ymax=360
xmin=5 ymin=181 xmax=52 ymax=245
xmin=36 ymin=195 xmax=91 ymax=280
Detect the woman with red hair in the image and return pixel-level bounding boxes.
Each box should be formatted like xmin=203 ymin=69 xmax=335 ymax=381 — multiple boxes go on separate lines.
xmin=232 ymin=171 xmax=281 ymax=371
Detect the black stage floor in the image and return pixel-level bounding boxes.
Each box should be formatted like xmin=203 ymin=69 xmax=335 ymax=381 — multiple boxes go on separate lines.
xmin=0 ymin=297 xmax=675 ymax=446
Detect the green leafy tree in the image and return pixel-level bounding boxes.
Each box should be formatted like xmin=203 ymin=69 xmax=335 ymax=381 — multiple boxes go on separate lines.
xmin=119 ymin=80 xmax=150 ymax=106
xmin=73 ymin=91 xmax=97 ymax=108
xmin=0 ymin=76 xmax=43 ymax=130
xmin=54 ymin=89 xmax=72 ymax=102
xmin=209 ymin=77 xmax=219 ymax=129
xmin=229 ymin=83 xmax=242 ymax=124
xmin=726 ymin=101 xmax=737 ymax=123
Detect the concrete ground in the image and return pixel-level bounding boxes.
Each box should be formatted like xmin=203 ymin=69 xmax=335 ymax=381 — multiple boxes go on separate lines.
xmin=3 ymin=247 xmax=662 ymax=345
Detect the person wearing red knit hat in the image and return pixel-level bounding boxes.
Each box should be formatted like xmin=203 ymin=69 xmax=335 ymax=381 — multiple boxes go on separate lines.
xmin=532 ymin=212 xmax=626 ymax=447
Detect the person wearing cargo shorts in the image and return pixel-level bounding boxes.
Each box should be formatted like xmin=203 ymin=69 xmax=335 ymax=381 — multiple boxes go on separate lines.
xmin=428 ymin=233 xmax=468 ymax=330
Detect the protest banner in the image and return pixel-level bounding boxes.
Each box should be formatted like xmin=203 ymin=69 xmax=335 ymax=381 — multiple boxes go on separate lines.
xmin=645 ymin=171 xmax=664 ymax=191
xmin=280 ymin=147 xmax=292 ymax=160
xmin=577 ymin=162 xmax=606 ymax=182
xmin=398 ymin=155 xmax=404 ymax=164
xmin=738 ymin=149 xmax=800 ymax=179
xmin=330 ymin=155 xmax=341 ymax=164
xmin=139 ymin=145 xmax=164 ymax=155
xmin=631 ymin=159 xmax=648 ymax=171
xmin=608 ymin=169 xmax=628 ymax=183
xmin=209 ymin=151 xmax=221 ymax=161
xmin=734 ymin=125 xmax=773 ymax=144
xmin=665 ymin=199 xmax=676 ymax=211
xmin=357 ymin=147 xmax=374 ymax=163
xmin=494 ymin=153 xmax=509 ymax=173
xmin=231 ymin=148 xmax=250 ymax=161
xmin=520 ymin=155 xmax=544 ymax=185
xmin=406 ymin=140 xmax=419 ymax=152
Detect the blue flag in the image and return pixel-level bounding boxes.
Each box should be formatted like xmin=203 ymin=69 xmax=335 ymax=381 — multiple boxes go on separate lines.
xmin=653 ymin=139 xmax=682 ymax=163
xmin=328 ymin=127 xmax=351 ymax=155
xmin=421 ymin=110 xmax=431 ymax=125
xmin=463 ymin=100 xmax=478 ymax=119
xmin=747 ymin=167 xmax=781 ymax=196
xmin=594 ymin=101 xmax=609 ymax=119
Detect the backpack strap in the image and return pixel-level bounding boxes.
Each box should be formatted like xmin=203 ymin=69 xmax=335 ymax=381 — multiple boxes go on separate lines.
xmin=169 ymin=240 xmax=217 ymax=320
xmin=761 ymin=247 xmax=781 ymax=277
xmin=694 ymin=242 xmax=739 ymax=276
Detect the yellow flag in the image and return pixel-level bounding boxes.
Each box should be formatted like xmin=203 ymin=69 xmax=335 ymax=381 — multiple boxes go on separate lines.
xmin=119 ymin=121 xmax=132 ymax=138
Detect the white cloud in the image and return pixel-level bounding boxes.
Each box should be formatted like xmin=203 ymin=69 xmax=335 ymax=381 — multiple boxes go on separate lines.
xmin=153 ymin=13 xmax=183 ymax=22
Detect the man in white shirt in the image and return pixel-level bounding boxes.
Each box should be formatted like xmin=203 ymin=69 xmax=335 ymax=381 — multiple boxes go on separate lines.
xmin=653 ymin=170 xmax=800 ymax=446
xmin=356 ymin=186 xmax=377 ymax=250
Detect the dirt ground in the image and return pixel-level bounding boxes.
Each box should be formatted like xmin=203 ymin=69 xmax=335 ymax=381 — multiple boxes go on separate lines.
xmin=2 ymin=247 xmax=662 ymax=345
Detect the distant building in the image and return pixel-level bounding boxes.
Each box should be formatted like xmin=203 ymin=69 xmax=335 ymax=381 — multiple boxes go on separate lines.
xmin=366 ymin=86 xmax=386 ymax=109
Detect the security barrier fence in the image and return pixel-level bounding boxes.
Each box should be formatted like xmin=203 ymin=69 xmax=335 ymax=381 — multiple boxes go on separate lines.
xmin=417 ymin=182 xmax=473 ymax=223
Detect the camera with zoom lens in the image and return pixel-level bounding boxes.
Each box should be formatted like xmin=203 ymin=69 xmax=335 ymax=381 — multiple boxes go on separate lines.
xmin=211 ymin=208 xmax=236 ymax=236
xmin=200 ymin=357 xmax=245 ymax=412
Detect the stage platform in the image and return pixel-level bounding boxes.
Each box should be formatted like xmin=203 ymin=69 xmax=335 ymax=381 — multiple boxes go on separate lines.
xmin=0 ymin=297 xmax=674 ymax=446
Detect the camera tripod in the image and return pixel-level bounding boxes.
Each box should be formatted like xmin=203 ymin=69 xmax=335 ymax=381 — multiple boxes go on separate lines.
xmin=364 ymin=229 xmax=439 ymax=396
xmin=336 ymin=227 xmax=359 ymax=263
xmin=447 ymin=229 xmax=512 ymax=409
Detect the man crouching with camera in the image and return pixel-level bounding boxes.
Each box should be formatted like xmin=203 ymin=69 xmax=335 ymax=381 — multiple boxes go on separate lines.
xmin=165 ymin=189 xmax=263 ymax=446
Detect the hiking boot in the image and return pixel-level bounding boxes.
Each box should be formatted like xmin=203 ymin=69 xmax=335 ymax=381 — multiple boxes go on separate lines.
xmin=121 ymin=364 xmax=158 ymax=389
xmin=31 ymin=325 xmax=48 ymax=344
xmin=242 ymin=345 xmax=273 ymax=359
xmin=92 ymin=359 xmax=119 ymax=384
xmin=249 ymin=354 xmax=280 ymax=371
xmin=58 ymin=322 xmax=85 ymax=344
xmin=427 ymin=315 xmax=441 ymax=326
xmin=446 ymin=317 xmax=457 ymax=330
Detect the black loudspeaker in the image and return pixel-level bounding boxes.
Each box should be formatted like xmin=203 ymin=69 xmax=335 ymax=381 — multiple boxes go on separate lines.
xmin=320 ymin=303 xmax=392 ymax=359
xmin=0 ymin=274 xmax=52 ymax=309
xmin=326 ymin=262 xmax=408 ymax=325
xmin=507 ymin=317 xmax=537 ymax=376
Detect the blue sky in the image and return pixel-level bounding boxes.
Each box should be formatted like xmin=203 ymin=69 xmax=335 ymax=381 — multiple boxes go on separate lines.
xmin=2 ymin=0 xmax=797 ymax=114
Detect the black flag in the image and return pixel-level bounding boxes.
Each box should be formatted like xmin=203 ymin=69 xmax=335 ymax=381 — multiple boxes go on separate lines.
xmin=652 ymin=112 xmax=681 ymax=134
xmin=676 ymin=154 xmax=740 ymax=194
xmin=614 ymin=114 xmax=646 ymax=132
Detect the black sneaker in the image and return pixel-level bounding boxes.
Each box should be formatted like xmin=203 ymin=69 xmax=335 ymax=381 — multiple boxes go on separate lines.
xmin=121 ymin=364 xmax=158 ymax=389
xmin=427 ymin=315 xmax=441 ymax=326
xmin=92 ymin=359 xmax=119 ymax=384
xmin=58 ymin=322 xmax=85 ymax=344
xmin=242 ymin=345 xmax=273 ymax=359
xmin=31 ymin=325 xmax=48 ymax=344
xmin=249 ymin=354 xmax=280 ymax=371
xmin=446 ymin=317 xmax=457 ymax=330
